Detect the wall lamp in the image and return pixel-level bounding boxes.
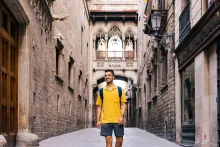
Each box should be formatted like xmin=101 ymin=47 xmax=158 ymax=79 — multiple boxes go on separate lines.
xmin=147 ymin=11 xmax=175 ymax=54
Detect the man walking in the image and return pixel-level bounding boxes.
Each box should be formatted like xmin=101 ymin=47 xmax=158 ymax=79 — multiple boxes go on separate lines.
xmin=96 ymin=69 xmax=127 ymax=147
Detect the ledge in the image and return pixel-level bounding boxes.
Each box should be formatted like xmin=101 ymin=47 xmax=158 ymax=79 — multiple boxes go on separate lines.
xmin=55 ymin=75 xmax=64 ymax=83
xmin=68 ymin=86 xmax=74 ymax=93
xmin=4 ymin=0 xmax=30 ymax=24
xmin=152 ymin=94 xmax=158 ymax=100
xmin=160 ymin=84 xmax=168 ymax=93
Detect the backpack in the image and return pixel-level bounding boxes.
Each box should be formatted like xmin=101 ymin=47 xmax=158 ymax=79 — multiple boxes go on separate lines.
xmin=99 ymin=86 xmax=122 ymax=106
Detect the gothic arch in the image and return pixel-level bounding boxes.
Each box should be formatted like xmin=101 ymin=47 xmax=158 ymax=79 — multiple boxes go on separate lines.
xmin=107 ymin=25 xmax=123 ymax=37
xmin=124 ymin=27 xmax=136 ymax=37
xmin=95 ymin=28 xmax=106 ymax=38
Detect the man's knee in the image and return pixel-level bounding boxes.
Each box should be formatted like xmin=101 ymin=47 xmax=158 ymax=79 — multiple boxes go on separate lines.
xmin=106 ymin=136 xmax=112 ymax=144
xmin=116 ymin=137 xmax=123 ymax=143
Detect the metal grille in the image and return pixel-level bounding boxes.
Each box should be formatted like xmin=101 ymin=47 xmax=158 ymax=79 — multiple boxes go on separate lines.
xmin=217 ymin=37 xmax=220 ymax=146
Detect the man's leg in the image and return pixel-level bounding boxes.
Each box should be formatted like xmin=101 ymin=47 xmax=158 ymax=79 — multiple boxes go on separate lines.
xmin=101 ymin=123 xmax=113 ymax=147
xmin=113 ymin=124 xmax=124 ymax=147
xmin=105 ymin=136 xmax=113 ymax=147
xmin=115 ymin=136 xmax=123 ymax=147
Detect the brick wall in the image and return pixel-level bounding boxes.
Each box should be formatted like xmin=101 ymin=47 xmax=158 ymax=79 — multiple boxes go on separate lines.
xmin=20 ymin=0 xmax=90 ymax=141
xmin=137 ymin=0 xmax=176 ymax=142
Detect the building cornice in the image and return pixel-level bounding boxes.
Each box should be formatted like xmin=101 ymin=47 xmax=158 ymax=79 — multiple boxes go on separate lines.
xmin=90 ymin=10 xmax=138 ymax=24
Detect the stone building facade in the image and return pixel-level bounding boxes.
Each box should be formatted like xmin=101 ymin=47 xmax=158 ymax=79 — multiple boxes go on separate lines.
xmin=0 ymin=0 xmax=90 ymax=146
xmin=137 ymin=0 xmax=176 ymax=142
xmin=175 ymin=0 xmax=220 ymax=146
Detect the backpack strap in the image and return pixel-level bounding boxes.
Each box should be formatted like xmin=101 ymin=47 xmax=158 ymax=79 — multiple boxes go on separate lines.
xmin=99 ymin=88 xmax=104 ymax=103
xmin=117 ymin=86 xmax=122 ymax=107
xmin=99 ymin=86 xmax=122 ymax=107
xmin=117 ymin=86 xmax=122 ymax=98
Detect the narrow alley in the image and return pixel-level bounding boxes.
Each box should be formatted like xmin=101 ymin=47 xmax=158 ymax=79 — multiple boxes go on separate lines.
xmin=40 ymin=128 xmax=180 ymax=147
xmin=0 ymin=0 xmax=220 ymax=147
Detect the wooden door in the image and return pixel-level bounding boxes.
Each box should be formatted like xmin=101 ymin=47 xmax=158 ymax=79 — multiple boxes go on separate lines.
xmin=0 ymin=1 xmax=18 ymax=146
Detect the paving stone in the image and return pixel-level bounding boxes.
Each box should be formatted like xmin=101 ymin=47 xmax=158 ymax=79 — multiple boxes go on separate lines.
xmin=40 ymin=128 xmax=181 ymax=147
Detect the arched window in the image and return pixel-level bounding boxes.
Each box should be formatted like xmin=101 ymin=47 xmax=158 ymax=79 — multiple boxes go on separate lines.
xmin=97 ymin=38 xmax=106 ymax=51
xmin=124 ymin=29 xmax=134 ymax=59
xmin=108 ymin=26 xmax=122 ymax=58
xmin=96 ymin=29 xmax=106 ymax=59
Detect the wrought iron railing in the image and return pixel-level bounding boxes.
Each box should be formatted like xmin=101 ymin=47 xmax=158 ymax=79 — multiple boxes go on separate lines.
xmin=179 ymin=1 xmax=191 ymax=42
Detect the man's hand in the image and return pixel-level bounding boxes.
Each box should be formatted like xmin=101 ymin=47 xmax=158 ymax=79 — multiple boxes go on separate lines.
xmin=118 ymin=116 xmax=124 ymax=125
xmin=97 ymin=121 xmax=101 ymax=129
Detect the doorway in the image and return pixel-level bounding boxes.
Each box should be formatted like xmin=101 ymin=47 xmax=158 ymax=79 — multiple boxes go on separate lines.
xmin=0 ymin=1 xmax=18 ymax=146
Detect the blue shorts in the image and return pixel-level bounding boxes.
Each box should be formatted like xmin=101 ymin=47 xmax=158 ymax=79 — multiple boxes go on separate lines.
xmin=101 ymin=123 xmax=124 ymax=137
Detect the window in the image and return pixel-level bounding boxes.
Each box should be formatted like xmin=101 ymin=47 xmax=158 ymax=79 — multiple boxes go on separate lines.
xmin=108 ymin=35 xmax=123 ymax=58
xmin=81 ymin=26 xmax=83 ymax=55
xmin=56 ymin=40 xmax=64 ymax=77
xmin=124 ymin=29 xmax=135 ymax=59
xmin=68 ymin=56 xmax=74 ymax=87
xmin=144 ymin=84 xmax=147 ymax=105
xmin=147 ymin=71 xmax=151 ymax=99
xmin=160 ymin=48 xmax=167 ymax=88
xmin=206 ymin=0 xmax=212 ymax=10
xmin=78 ymin=70 xmax=82 ymax=94
xmin=107 ymin=26 xmax=123 ymax=59
xmin=69 ymin=101 xmax=72 ymax=115
xmin=158 ymin=0 xmax=165 ymax=9
xmin=57 ymin=95 xmax=60 ymax=112
xmin=153 ymin=67 xmax=157 ymax=96
xmin=179 ymin=0 xmax=191 ymax=42
xmin=182 ymin=62 xmax=195 ymax=125
xmin=96 ymin=29 xmax=106 ymax=59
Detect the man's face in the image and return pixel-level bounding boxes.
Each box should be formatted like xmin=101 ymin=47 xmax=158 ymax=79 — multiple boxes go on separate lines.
xmin=105 ymin=71 xmax=114 ymax=84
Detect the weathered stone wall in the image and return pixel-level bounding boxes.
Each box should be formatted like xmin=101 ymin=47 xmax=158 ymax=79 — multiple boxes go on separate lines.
xmin=137 ymin=0 xmax=176 ymax=142
xmin=17 ymin=0 xmax=90 ymax=141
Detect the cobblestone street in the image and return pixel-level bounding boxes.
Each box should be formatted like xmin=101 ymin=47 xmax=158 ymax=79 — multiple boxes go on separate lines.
xmin=40 ymin=128 xmax=181 ymax=147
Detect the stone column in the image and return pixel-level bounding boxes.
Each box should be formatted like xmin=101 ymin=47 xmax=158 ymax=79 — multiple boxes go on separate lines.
xmin=93 ymin=36 xmax=96 ymax=60
xmin=194 ymin=51 xmax=210 ymax=147
xmin=16 ymin=25 xmax=39 ymax=147
xmin=134 ymin=36 xmax=137 ymax=60
xmin=122 ymin=35 xmax=125 ymax=60
xmin=105 ymin=34 xmax=108 ymax=60
xmin=175 ymin=58 xmax=181 ymax=144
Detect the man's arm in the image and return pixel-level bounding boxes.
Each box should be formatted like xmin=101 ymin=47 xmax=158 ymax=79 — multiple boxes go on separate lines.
xmin=96 ymin=105 xmax=102 ymax=123
xmin=95 ymin=92 xmax=102 ymax=128
xmin=118 ymin=102 xmax=127 ymax=125
xmin=121 ymin=102 xmax=127 ymax=117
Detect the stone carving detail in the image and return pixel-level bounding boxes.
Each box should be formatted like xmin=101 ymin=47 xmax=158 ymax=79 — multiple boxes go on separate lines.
xmin=97 ymin=62 xmax=104 ymax=67
xmin=108 ymin=26 xmax=122 ymax=37
xmin=126 ymin=62 xmax=133 ymax=67
xmin=109 ymin=62 xmax=121 ymax=67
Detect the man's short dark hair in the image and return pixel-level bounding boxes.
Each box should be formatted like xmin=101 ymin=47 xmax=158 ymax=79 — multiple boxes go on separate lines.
xmin=105 ymin=69 xmax=114 ymax=76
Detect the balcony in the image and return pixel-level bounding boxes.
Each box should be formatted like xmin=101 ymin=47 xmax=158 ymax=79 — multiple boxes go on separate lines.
xmin=124 ymin=51 xmax=134 ymax=60
xmin=93 ymin=60 xmax=137 ymax=71
xmin=107 ymin=51 xmax=123 ymax=59
xmin=179 ymin=1 xmax=191 ymax=42
xmin=96 ymin=51 xmax=106 ymax=59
